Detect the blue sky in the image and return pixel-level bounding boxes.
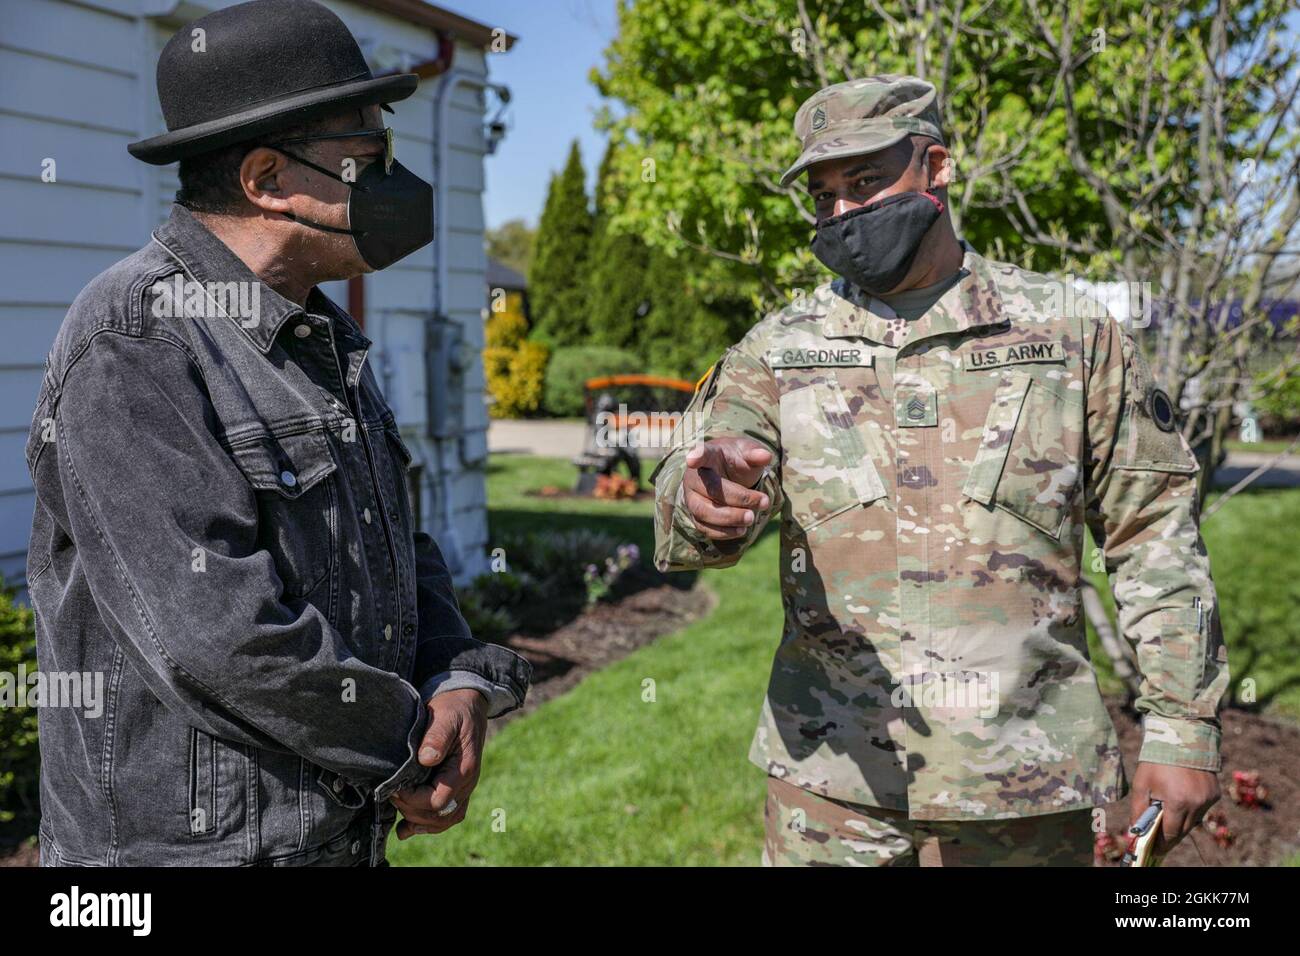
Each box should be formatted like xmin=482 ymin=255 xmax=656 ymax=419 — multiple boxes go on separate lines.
xmin=438 ymin=0 xmax=620 ymax=230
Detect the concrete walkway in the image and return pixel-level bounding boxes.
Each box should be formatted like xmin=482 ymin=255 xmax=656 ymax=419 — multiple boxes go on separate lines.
xmin=488 ymin=420 xmax=1300 ymax=488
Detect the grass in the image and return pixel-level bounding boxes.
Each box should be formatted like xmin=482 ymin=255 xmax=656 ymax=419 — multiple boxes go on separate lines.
xmin=1225 ymin=438 xmax=1298 ymax=456
xmin=391 ymin=454 xmax=1300 ymax=865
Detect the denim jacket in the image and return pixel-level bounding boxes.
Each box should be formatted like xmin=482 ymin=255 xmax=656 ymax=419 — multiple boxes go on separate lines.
xmin=26 ymin=204 xmax=530 ymax=866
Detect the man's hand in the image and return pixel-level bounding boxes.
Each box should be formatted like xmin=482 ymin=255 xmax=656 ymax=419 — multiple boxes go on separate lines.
xmin=681 ymin=437 xmax=774 ymax=540
xmin=390 ymin=688 xmax=488 ymax=839
xmin=1128 ymin=761 xmax=1220 ymax=861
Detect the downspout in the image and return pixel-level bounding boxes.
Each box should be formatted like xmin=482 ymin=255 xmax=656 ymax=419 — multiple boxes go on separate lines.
xmin=430 ymin=58 xmax=485 ymax=577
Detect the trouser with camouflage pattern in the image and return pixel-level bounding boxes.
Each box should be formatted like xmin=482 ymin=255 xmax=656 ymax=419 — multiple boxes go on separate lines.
xmin=763 ymin=777 xmax=1095 ymax=867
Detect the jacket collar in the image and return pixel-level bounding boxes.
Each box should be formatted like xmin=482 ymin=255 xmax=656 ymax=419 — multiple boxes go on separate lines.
xmin=822 ymin=240 xmax=1009 ymax=348
xmin=151 ymin=204 xmax=356 ymax=354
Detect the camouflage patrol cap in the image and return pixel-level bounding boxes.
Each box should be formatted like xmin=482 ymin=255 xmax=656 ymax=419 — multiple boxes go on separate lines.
xmin=780 ymin=75 xmax=945 ymax=187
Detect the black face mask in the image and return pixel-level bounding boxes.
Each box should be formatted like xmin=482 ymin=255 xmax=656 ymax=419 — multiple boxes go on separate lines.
xmin=277 ymin=154 xmax=434 ymax=271
xmin=811 ymin=190 xmax=944 ymax=296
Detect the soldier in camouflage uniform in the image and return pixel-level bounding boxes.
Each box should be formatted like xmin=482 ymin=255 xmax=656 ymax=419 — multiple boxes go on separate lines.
xmin=651 ymin=76 xmax=1229 ymax=866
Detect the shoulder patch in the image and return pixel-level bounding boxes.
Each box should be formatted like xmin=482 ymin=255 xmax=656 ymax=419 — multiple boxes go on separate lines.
xmin=1149 ymin=388 xmax=1176 ymax=432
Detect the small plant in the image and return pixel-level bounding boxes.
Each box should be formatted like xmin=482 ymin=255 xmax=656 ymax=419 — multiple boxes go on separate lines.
xmin=583 ymin=543 xmax=640 ymax=605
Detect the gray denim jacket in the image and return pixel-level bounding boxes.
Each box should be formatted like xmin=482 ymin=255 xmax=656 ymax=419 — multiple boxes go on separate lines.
xmin=26 ymin=204 xmax=530 ymax=866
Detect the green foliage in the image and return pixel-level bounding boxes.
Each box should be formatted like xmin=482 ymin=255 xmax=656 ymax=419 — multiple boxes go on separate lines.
xmin=1253 ymin=364 xmax=1300 ymax=434
xmin=529 ymin=141 xmax=595 ymax=346
xmin=542 ymin=345 xmax=642 ymax=417
xmin=485 ymin=218 xmax=536 ymax=278
xmin=0 ymin=579 xmax=39 ymax=827
xmin=587 ymin=228 xmax=651 ymax=351
xmin=637 ymin=246 xmax=752 ymax=379
xmin=587 ymin=139 xmax=652 ymax=351
xmin=592 ymin=0 xmax=1290 ymax=309
xmin=586 ymin=137 xmax=756 ymax=378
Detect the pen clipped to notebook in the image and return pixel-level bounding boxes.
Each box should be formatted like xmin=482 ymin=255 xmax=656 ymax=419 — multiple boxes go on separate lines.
xmin=1123 ymin=799 xmax=1165 ymax=867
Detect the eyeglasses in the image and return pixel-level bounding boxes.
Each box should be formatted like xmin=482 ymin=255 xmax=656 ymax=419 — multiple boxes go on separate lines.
xmin=267 ymin=126 xmax=394 ymax=175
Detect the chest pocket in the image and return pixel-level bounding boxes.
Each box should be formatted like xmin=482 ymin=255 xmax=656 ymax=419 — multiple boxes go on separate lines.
xmin=778 ymin=380 xmax=886 ymax=531
xmin=962 ymin=372 xmax=1081 ymax=539
xmin=228 ymin=426 xmax=339 ymax=601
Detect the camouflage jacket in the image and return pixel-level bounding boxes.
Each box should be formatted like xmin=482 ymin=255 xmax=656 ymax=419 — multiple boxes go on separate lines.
xmin=651 ymin=245 xmax=1229 ymax=821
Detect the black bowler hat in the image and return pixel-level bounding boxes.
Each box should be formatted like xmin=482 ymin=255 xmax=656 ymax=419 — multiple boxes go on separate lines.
xmin=128 ymin=0 xmax=417 ymax=165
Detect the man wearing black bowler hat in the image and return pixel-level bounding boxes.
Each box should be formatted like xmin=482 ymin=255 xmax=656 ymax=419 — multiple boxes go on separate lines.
xmin=25 ymin=0 xmax=529 ymax=866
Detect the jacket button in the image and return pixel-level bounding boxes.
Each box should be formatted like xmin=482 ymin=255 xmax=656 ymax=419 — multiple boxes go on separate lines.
xmin=363 ymin=508 xmax=372 ymax=524
xmin=294 ymin=324 xmax=311 ymax=338
xmin=332 ymin=777 xmax=345 ymax=793
xmin=350 ymin=840 xmax=362 ymax=856
xmin=383 ymin=624 xmax=393 ymax=641
xmin=280 ymin=470 xmax=297 ymax=488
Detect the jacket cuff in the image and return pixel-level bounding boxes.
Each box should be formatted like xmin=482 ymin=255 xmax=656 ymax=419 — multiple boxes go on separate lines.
xmin=1137 ymin=714 xmax=1222 ymax=772
xmin=371 ymin=683 xmax=433 ymax=802
xmin=420 ymin=670 xmax=521 ymax=719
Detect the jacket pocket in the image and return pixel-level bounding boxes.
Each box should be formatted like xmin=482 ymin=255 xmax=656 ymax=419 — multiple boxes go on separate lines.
xmin=962 ymin=372 xmax=1081 ymax=539
xmin=227 ymin=427 xmax=338 ymax=600
xmin=188 ymin=727 xmax=217 ymax=836
xmin=381 ymin=415 xmax=415 ymax=469
xmin=778 ymin=381 xmax=886 ymax=532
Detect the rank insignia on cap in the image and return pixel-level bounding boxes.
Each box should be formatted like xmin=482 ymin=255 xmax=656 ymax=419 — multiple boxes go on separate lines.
xmin=811 ymin=105 xmax=828 ymax=131
xmin=1149 ymin=388 xmax=1176 ymax=432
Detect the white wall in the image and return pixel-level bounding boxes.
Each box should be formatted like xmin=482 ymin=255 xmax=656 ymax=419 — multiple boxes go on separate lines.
xmin=0 ymin=0 xmax=494 ymax=590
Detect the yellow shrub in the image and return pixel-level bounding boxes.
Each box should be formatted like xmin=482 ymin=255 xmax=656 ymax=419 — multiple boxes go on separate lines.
xmin=485 ymin=297 xmax=529 ymax=349
xmin=485 ymin=340 xmax=549 ymax=418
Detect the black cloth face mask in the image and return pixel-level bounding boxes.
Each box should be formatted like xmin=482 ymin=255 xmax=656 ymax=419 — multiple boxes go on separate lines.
xmin=811 ymin=190 xmax=945 ymax=296
xmin=276 ymin=152 xmax=434 ymax=271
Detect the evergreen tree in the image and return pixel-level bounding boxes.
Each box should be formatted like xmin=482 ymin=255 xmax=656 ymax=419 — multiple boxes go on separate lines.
xmin=528 ymin=140 xmax=593 ymax=346
xmin=586 ymin=140 xmax=650 ymax=353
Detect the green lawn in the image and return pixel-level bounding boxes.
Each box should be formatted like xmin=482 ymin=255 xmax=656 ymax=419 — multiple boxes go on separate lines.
xmin=390 ymin=455 xmax=1300 ymax=866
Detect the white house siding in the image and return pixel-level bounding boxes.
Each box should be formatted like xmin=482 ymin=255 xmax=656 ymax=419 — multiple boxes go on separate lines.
xmin=0 ymin=0 xmax=497 ymax=591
